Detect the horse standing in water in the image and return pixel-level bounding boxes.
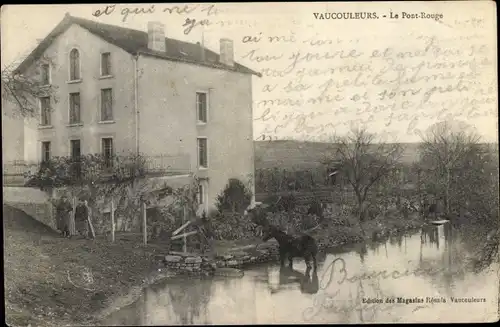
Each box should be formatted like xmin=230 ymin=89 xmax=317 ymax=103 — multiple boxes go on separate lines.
xmin=262 ymin=225 xmax=318 ymax=270
xmin=245 ymin=202 xmax=319 ymax=270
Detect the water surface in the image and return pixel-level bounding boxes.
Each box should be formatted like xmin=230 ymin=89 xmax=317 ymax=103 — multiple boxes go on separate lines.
xmin=103 ymin=224 xmax=498 ymax=324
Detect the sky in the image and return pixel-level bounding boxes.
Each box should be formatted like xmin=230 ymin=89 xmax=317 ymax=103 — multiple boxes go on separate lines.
xmin=1 ymin=2 xmax=498 ymax=143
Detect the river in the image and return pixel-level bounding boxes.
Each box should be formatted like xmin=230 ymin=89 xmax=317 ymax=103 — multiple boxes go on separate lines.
xmin=103 ymin=223 xmax=498 ymax=324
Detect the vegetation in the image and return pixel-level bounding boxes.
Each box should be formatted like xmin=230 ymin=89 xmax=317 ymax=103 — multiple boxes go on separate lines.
xmin=416 ymin=120 xmax=499 ymax=227
xmin=214 ymin=178 xmax=253 ymax=214
xmin=25 ymin=153 xmax=201 ymax=244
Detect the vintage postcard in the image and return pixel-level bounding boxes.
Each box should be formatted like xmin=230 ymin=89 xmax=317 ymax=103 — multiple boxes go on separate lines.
xmin=2 ymin=1 xmax=498 ymax=325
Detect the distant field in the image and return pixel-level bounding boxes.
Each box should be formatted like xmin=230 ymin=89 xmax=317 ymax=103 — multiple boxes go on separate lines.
xmin=254 ymin=140 xmax=422 ymax=170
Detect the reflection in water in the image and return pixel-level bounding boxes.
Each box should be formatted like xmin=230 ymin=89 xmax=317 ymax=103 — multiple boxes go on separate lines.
xmin=278 ymin=267 xmax=319 ymax=294
xmin=103 ymin=224 xmax=498 ymax=325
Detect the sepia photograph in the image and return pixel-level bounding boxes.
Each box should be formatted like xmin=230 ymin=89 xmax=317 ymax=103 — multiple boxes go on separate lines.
xmin=1 ymin=1 xmax=498 ymax=325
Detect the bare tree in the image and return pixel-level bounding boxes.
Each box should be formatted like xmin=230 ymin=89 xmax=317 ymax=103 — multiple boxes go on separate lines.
xmin=417 ymin=120 xmax=498 ymax=223
xmin=1 ymin=56 xmax=58 ymax=118
xmin=324 ymin=127 xmax=404 ymax=227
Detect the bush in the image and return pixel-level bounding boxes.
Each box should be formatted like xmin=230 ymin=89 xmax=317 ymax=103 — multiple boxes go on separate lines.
xmin=211 ymin=211 xmax=257 ymax=240
xmin=215 ymin=178 xmax=252 ymax=214
xmin=267 ymin=210 xmax=321 ymax=234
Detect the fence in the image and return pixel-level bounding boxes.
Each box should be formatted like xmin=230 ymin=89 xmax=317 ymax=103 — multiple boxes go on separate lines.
xmin=3 ymin=161 xmax=39 ymax=186
xmin=143 ymin=154 xmax=192 ymax=175
xmin=3 ymin=154 xmax=192 ymax=186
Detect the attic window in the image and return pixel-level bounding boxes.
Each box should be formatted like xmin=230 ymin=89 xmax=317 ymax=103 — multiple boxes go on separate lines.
xmin=69 ymin=48 xmax=81 ymax=81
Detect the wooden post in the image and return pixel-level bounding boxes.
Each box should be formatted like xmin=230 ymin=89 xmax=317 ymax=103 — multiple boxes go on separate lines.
xmin=142 ymin=201 xmax=147 ymax=245
xmin=69 ymin=196 xmax=77 ymax=236
xmin=111 ymin=198 xmax=115 ymax=243
xmin=182 ymin=205 xmax=187 ymax=253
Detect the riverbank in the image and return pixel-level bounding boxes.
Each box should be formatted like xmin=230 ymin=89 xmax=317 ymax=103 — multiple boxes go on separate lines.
xmin=212 ymin=213 xmax=426 ymax=256
xmin=3 ymin=205 xmax=171 ymax=327
xmin=4 ymin=204 xmax=425 ymax=326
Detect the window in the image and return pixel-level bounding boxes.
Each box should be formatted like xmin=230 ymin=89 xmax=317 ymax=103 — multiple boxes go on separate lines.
xmin=198 ymin=184 xmax=204 ymax=204
xmin=101 ymin=52 xmax=111 ymax=76
xmin=102 ymin=138 xmax=113 ymax=169
xmin=41 ymin=142 xmax=50 ymax=162
xmin=40 ymin=64 xmax=50 ymax=85
xmin=196 ymin=92 xmax=208 ymax=123
xmin=69 ymin=48 xmax=81 ymax=81
xmin=69 ymin=92 xmax=81 ymax=124
xmin=197 ymin=138 xmax=208 ymax=168
xmin=39 ymin=97 xmax=51 ymax=126
xmin=101 ymin=88 xmax=113 ymax=121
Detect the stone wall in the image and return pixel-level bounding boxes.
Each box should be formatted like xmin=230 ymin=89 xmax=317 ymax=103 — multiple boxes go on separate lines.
xmin=5 ymin=201 xmax=57 ymax=230
xmin=157 ymin=248 xmax=282 ymax=277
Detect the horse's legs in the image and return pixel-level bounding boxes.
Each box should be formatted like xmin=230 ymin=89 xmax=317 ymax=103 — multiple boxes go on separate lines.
xmin=312 ymin=253 xmax=317 ymax=271
xmin=279 ymin=252 xmax=286 ymax=267
xmin=304 ymin=254 xmax=312 ymax=270
xmin=288 ymin=254 xmax=294 ymax=269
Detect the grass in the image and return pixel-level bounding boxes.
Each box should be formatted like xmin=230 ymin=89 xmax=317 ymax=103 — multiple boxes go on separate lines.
xmin=3 ymin=204 xmax=170 ymax=327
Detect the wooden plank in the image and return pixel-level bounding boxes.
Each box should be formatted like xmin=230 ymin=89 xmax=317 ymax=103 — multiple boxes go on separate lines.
xmin=172 ymin=220 xmax=191 ymax=236
xmin=169 ymin=251 xmax=199 ymax=257
xmin=171 ymin=230 xmax=197 ymax=240
xmin=430 ymin=220 xmax=450 ymax=225
xmin=86 ymin=204 xmax=96 ymax=239
xmin=227 ymin=245 xmax=258 ymax=252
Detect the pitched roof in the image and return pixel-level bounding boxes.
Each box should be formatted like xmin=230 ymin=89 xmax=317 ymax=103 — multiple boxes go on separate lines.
xmin=15 ymin=13 xmax=261 ymax=77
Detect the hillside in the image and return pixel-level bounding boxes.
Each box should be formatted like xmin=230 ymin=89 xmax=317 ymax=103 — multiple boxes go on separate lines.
xmin=3 ymin=205 xmax=164 ymax=327
xmin=254 ymin=140 xmax=422 ymax=170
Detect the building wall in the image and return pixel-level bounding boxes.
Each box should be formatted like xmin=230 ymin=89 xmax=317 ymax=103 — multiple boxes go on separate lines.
xmin=1 ymin=101 xmax=25 ymax=163
xmin=137 ymin=55 xmax=255 ymax=212
xmin=24 ymin=24 xmax=137 ymax=160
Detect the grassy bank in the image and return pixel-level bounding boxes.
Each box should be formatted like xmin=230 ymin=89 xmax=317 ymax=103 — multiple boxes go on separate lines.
xmin=3 ymin=205 xmax=170 ymax=327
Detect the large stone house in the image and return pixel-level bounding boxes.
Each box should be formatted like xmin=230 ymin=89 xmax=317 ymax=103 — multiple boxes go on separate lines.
xmin=3 ymin=13 xmax=260 ymax=216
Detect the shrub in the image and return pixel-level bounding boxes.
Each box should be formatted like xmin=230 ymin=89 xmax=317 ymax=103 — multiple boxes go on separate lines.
xmin=211 ymin=211 xmax=257 ymax=240
xmin=215 ymin=178 xmax=253 ymax=214
xmin=267 ymin=210 xmax=321 ymax=234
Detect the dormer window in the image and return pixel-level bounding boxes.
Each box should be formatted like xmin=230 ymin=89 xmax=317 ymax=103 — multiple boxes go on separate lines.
xmin=101 ymin=52 xmax=111 ymax=76
xmin=69 ymin=48 xmax=81 ymax=81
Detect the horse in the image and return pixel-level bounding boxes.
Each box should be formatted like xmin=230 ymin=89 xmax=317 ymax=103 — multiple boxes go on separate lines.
xmin=244 ymin=202 xmax=319 ymax=271
xmin=262 ymin=224 xmax=318 ymax=271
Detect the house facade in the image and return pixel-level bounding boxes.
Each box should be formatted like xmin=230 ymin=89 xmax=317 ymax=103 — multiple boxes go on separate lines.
xmin=8 ymin=14 xmax=259 ymax=214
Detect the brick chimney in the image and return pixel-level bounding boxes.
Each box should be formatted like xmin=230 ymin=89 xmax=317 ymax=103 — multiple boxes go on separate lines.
xmin=219 ymin=38 xmax=234 ymax=67
xmin=147 ymin=21 xmax=166 ymax=52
